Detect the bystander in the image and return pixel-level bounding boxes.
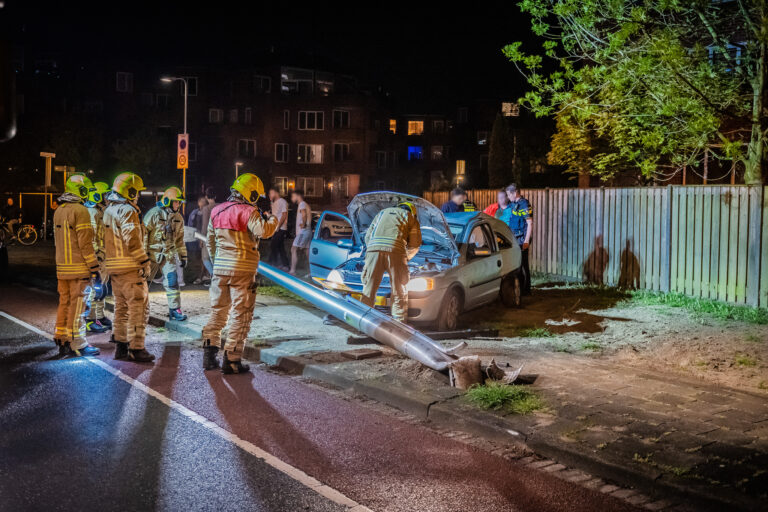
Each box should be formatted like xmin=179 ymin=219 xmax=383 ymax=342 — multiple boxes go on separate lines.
xmin=268 ymin=186 xmax=290 ymax=270
xmin=289 ymin=189 xmax=312 ymax=276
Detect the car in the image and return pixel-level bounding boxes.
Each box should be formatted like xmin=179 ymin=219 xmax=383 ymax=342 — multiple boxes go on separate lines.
xmin=313 ymin=212 xmax=353 ymax=240
xmin=308 ymin=191 xmax=523 ymax=330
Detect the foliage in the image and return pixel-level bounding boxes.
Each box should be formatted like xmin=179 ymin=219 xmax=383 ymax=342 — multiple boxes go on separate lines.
xmin=258 ymin=285 xmax=302 ymax=302
xmin=112 ymin=125 xmax=174 ymax=186
xmin=505 ymin=0 xmax=767 ymax=183
xmin=466 ymin=382 xmax=544 ymax=414
xmin=519 ymin=327 xmax=554 ymax=337
xmin=488 ymin=114 xmax=517 ymax=187
xmin=627 ymin=290 xmax=768 ymax=324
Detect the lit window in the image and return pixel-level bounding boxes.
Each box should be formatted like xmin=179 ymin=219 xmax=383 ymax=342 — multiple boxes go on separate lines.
xmin=430 ymin=146 xmax=444 ymax=160
xmin=298 ymin=111 xmax=324 ymax=130
xmin=297 ymin=144 xmax=323 ymax=164
xmin=274 ymin=143 xmax=289 ymax=163
xmin=333 ymin=110 xmax=350 ymax=128
xmin=208 ymin=109 xmax=223 ymax=123
xmin=238 ymin=139 xmax=256 ymax=158
xmin=296 ymin=176 xmax=324 ymax=197
xmin=407 ymin=121 xmax=424 ymax=135
xmin=273 ymin=177 xmax=289 ymax=196
xmin=389 ymin=119 xmax=397 ymax=134
xmin=477 ymin=131 xmax=488 ymax=145
xmin=407 ymin=146 xmax=423 ymax=161
xmin=456 ymin=160 xmax=466 ymax=175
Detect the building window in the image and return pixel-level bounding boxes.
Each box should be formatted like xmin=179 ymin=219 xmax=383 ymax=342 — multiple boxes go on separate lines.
xmin=297 ymin=144 xmax=323 ymax=164
xmin=253 ymin=75 xmax=271 ymax=93
xmin=333 ymin=109 xmax=350 ymax=128
xmin=456 ymin=160 xmax=466 ymax=176
xmin=457 ymin=107 xmax=468 ymax=123
xmin=375 ymin=151 xmax=387 ymax=169
xmin=298 ymin=111 xmax=324 ymax=130
xmin=407 ymin=146 xmax=423 ymax=161
xmin=183 ymin=77 xmax=198 ymax=96
xmin=189 ymin=143 xmax=198 ymax=162
xmin=389 ymin=119 xmax=397 ymax=134
xmin=432 ymin=120 xmax=445 ymax=134
xmin=430 ymin=146 xmax=444 ymax=161
xmin=238 ymin=139 xmax=256 ymax=158
xmin=156 ymin=94 xmax=169 ymax=108
xmin=274 ymin=143 xmax=289 ymax=163
xmin=281 ymin=67 xmax=314 ymax=95
xmin=502 ymin=102 xmax=520 ymax=117
xmin=208 ymin=109 xmax=223 ymax=123
xmin=477 ymin=131 xmax=488 ymax=145
xmin=283 ymin=110 xmax=290 ymax=130
xmin=273 ymin=177 xmax=289 ymax=196
xmin=373 ymin=119 xmax=381 ymax=130
xmin=229 ymin=109 xmax=238 ymax=123
xmin=407 ymin=120 xmax=424 ymax=135
xmin=116 ymin=72 xmax=133 ymax=93
xmin=244 ymin=108 xmax=253 ymax=125
xmin=333 ymin=143 xmax=350 ymax=162
xmin=296 ymin=176 xmax=324 ymax=197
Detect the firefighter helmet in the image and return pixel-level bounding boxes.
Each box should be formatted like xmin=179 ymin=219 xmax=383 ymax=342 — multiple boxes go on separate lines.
xmin=112 ymin=172 xmax=145 ymax=201
xmin=160 ymin=186 xmax=185 ymax=207
xmin=231 ymin=173 xmax=265 ymax=204
xmin=88 ymin=181 xmax=110 ymax=204
xmin=398 ymin=201 xmax=416 ymax=217
xmin=65 ymin=174 xmax=94 ymax=200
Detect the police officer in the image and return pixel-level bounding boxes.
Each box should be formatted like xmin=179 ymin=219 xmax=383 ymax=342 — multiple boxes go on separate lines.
xmin=506 ymin=183 xmax=532 ymax=295
xmin=104 ymin=172 xmax=155 ymax=363
xmin=85 ymin=181 xmax=111 ymax=333
xmin=53 ymin=174 xmax=101 ymax=357
xmin=361 ymin=202 xmax=421 ymax=322
xmin=143 ymin=186 xmax=188 ymax=321
xmin=201 ymin=173 xmax=278 ymax=374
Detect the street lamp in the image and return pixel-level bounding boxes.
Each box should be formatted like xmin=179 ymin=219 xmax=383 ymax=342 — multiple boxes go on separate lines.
xmin=235 ymin=161 xmax=244 ymax=179
xmin=161 ymin=76 xmax=188 ymax=210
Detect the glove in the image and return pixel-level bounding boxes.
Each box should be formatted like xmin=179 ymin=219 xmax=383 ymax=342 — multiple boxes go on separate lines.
xmin=140 ymin=259 xmax=152 ymax=279
xmin=522 ymin=242 xmax=530 ymax=250
xmin=91 ymin=271 xmax=102 ymax=287
xmin=180 ymin=257 xmax=187 ymax=268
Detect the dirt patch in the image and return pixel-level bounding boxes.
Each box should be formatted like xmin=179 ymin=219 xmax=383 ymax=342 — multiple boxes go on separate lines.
xmin=365 ymin=355 xmax=451 ymax=387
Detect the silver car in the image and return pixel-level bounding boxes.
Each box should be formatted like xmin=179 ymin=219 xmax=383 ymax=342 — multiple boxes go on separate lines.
xmin=309 ymin=192 xmax=523 ymax=330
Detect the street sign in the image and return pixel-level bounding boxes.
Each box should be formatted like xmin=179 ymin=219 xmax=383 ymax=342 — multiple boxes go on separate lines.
xmin=39 ymin=152 xmax=56 ymax=158
xmin=177 ymin=133 xmax=189 ymax=169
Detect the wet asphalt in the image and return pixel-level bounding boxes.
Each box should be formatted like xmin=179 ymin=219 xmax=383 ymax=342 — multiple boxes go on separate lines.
xmin=0 ymin=285 xmax=638 ymax=512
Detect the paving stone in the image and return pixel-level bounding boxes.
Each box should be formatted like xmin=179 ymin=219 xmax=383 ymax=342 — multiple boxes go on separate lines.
xmin=704 ymin=428 xmax=757 ymax=446
xmin=626 ymin=493 xmax=651 ymax=506
xmin=599 ymin=484 xmax=620 ymax=494
xmin=693 ymin=391 xmax=735 ymax=406
xmin=340 ymin=348 xmax=383 ymax=360
xmin=624 ymin=421 xmax=674 ymax=440
xmin=611 ymin=488 xmax=638 ymax=499
xmin=542 ymin=463 xmax=567 ymax=473
xmin=581 ymin=477 xmax=605 ymax=490
xmin=559 ymin=469 xmax=592 ymax=483
xmin=528 ymin=459 xmax=555 ymax=469
xmin=649 ymin=392 xmax=693 ymax=407
xmin=698 ymin=441 xmax=758 ymax=462
xmin=643 ymin=499 xmax=673 ymax=511
xmin=587 ymin=411 xmax=635 ymax=428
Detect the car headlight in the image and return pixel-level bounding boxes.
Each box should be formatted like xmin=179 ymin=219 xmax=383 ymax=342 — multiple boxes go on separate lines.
xmin=406 ymin=277 xmax=434 ymax=292
xmin=327 ymin=269 xmax=344 ymax=284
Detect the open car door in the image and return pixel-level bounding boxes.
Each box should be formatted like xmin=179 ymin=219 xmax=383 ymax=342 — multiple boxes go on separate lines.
xmin=309 ymin=211 xmax=359 ymax=279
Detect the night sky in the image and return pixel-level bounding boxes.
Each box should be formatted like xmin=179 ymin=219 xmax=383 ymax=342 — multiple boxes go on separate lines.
xmin=1 ymin=1 xmax=533 ymax=106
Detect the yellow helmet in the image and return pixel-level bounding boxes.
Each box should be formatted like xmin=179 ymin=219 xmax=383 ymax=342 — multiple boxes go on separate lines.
xmin=231 ymin=173 xmax=264 ymax=204
xmin=65 ymin=174 xmax=94 ymax=200
xmin=112 ymin=172 xmax=146 ymax=201
xmin=160 ymin=186 xmax=186 ymax=207
xmin=398 ymin=201 xmax=416 ymax=217
xmin=88 ymin=181 xmax=110 ymax=204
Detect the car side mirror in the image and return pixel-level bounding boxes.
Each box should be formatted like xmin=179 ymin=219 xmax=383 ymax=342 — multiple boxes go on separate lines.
xmin=469 ymin=245 xmax=491 ymax=258
xmin=337 ymin=238 xmax=354 ymax=250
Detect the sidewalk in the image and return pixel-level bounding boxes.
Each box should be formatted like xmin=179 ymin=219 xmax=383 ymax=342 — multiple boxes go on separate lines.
xmin=151 ymin=288 xmax=768 ymax=511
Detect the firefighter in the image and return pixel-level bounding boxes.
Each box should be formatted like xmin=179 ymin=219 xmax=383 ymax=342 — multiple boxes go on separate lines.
xmin=143 ymin=186 xmax=188 ymax=321
xmin=103 ymin=172 xmax=155 ymax=363
xmin=85 ymin=181 xmax=111 ymax=333
xmin=53 ymin=174 xmax=102 ymax=357
xmin=361 ymin=202 xmax=421 ymax=322
xmin=201 ymin=173 xmax=278 ymax=374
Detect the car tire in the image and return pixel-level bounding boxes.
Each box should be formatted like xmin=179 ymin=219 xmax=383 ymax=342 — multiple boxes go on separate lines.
xmin=500 ymin=271 xmax=522 ymax=308
xmin=436 ymin=287 xmax=462 ymax=332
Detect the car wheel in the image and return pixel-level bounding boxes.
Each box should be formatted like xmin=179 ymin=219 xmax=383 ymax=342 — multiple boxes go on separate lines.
xmin=436 ymin=287 xmax=462 ymax=331
xmin=500 ymin=272 xmax=522 ymax=308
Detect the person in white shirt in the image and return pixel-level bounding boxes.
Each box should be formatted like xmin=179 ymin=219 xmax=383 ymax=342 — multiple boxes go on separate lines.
xmin=290 ymin=189 xmax=312 ymax=275
xmin=267 ymin=186 xmax=290 ymax=270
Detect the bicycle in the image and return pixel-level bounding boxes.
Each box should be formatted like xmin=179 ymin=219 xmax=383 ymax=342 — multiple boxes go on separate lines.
xmin=0 ymin=218 xmax=38 ymax=247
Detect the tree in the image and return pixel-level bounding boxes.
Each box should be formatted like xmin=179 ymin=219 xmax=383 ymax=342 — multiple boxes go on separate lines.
xmin=112 ymin=126 xmax=174 ymax=186
xmin=487 ymin=114 xmax=517 ymax=187
xmin=505 ymin=0 xmax=766 ymax=184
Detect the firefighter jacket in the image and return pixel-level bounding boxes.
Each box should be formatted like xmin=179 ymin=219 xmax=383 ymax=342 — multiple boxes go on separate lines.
xmin=143 ymin=203 xmax=187 ymax=264
xmin=103 ymin=192 xmax=149 ymax=275
xmin=364 ymin=207 xmax=422 ymax=256
xmin=54 ymin=193 xmax=100 ymax=280
xmin=207 ymin=199 xmax=278 ymax=276
xmin=85 ymin=201 xmax=105 ymax=263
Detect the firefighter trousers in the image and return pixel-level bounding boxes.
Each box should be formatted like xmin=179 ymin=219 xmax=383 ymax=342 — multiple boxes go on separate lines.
xmin=87 ymin=273 xmax=109 ymax=320
xmin=201 ymin=273 xmax=258 ymax=361
xmin=361 ymin=250 xmax=409 ymax=322
xmin=55 ymin=277 xmax=91 ymax=349
xmin=111 ymin=272 xmax=149 ymax=350
xmin=150 ymin=258 xmax=181 ymax=309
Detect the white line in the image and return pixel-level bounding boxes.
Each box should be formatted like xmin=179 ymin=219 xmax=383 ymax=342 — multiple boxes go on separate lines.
xmin=0 ymin=310 xmax=373 ymax=512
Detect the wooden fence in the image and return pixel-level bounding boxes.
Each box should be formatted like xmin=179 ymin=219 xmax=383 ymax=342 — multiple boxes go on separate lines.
xmin=424 ymin=186 xmax=768 ymax=308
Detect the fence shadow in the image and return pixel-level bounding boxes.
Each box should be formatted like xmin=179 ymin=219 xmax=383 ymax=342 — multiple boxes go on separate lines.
xmin=618 ymin=239 xmax=640 ymax=290
xmin=583 ymin=235 xmax=609 ymax=285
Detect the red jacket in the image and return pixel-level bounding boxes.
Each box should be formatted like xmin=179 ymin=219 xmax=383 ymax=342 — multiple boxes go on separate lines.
xmin=483 ymin=203 xmax=499 ymax=217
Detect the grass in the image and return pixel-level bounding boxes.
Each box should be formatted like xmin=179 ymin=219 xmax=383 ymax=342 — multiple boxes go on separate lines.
xmin=519 ymin=327 xmax=554 ymax=338
xmin=465 ymin=382 xmax=544 ymax=415
xmin=759 ymin=381 xmax=768 ymax=390
xmin=735 ymin=354 xmax=758 ymax=367
xmin=258 ymin=285 xmax=302 ymax=301
xmin=626 ymin=291 xmax=768 ymax=325
xmin=580 ymin=341 xmax=601 ymax=352
xmin=745 ymin=333 xmax=764 ymax=343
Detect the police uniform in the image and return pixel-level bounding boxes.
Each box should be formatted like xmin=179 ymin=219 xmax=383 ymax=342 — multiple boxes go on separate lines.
xmin=361 ymin=205 xmax=421 ymax=322
xmin=508 ymin=196 xmax=532 ymax=294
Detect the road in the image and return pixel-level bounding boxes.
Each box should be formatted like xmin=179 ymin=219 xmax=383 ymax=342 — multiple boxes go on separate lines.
xmin=0 ymin=284 xmax=637 ymax=512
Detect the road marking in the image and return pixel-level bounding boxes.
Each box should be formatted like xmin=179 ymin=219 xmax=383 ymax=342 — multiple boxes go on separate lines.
xmin=0 ymin=310 xmax=373 ymax=512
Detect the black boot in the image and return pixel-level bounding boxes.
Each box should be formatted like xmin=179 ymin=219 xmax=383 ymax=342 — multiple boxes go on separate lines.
xmin=222 ymin=351 xmax=250 ymax=375
xmin=202 ymin=340 xmax=220 ymax=371
xmin=128 ymin=348 xmax=156 ymax=363
xmin=54 ymin=338 xmax=66 ymax=357
xmin=114 ymin=341 xmax=129 ymax=360
xmin=109 ymin=334 xmax=118 ymax=344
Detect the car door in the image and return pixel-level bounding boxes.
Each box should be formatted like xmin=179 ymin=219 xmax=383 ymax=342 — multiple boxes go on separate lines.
xmin=463 ymin=223 xmax=503 ymax=308
xmin=309 ymin=211 xmax=357 ymax=279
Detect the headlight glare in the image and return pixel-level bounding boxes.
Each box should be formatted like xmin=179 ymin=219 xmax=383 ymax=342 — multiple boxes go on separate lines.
xmin=406 ymin=277 xmax=434 ymax=292
xmin=327 ymin=269 xmax=343 ymax=284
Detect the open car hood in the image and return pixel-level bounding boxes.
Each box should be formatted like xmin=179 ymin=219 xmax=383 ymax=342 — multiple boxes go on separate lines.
xmin=347 ymin=191 xmax=459 ymax=261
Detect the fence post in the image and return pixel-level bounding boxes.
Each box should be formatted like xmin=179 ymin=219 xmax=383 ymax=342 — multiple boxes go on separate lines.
xmin=660 ymin=185 xmax=673 ymax=293
xmin=543 ymin=188 xmax=550 ymax=274
xmin=747 ymin=186 xmax=764 ymax=307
